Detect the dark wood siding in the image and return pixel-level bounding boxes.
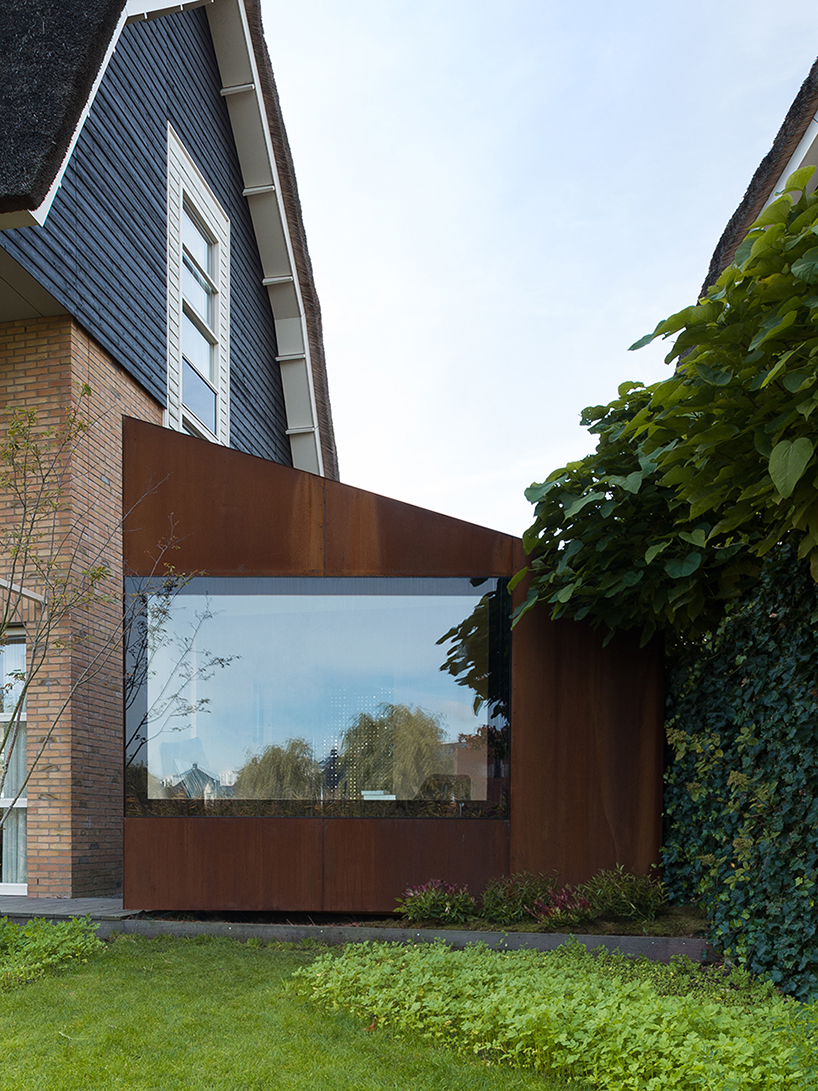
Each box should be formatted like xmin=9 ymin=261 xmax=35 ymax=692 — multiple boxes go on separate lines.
xmin=0 ymin=9 xmax=291 ymax=464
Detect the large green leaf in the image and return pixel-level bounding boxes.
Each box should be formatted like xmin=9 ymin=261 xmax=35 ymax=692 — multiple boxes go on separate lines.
xmin=695 ymin=363 xmax=732 ymax=386
xmin=664 ymin=553 xmax=702 ymax=579
xmin=733 ymin=235 xmax=756 ymax=269
xmin=783 ymin=163 xmax=817 ymax=193
xmin=750 ymin=195 xmax=792 ymax=228
xmin=563 ymin=491 xmax=605 ymax=518
xmin=607 ymin=471 xmax=643 ymax=494
xmin=679 ymin=528 xmax=708 ymax=547
xmin=768 ymin=437 xmax=814 ymax=498
xmin=790 ymin=246 xmax=818 ymax=284
xmin=748 ymin=308 xmax=798 ymax=350
xmin=644 ymin=541 xmax=671 ymax=564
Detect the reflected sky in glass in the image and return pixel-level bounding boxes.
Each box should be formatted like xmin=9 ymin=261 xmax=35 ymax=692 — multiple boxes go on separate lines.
xmin=144 ymin=579 xmax=496 ymax=795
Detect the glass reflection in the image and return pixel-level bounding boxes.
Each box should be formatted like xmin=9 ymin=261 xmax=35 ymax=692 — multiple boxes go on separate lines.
xmin=125 ymin=577 xmax=509 ymax=818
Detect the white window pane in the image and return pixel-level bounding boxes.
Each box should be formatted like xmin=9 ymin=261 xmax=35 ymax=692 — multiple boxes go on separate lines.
xmin=182 ymin=313 xmax=213 ymax=380
xmin=182 ymin=207 xmax=211 ymax=273
xmin=1 ymin=722 xmax=26 ymax=799
xmin=0 ymin=808 xmax=26 ymax=884
xmin=0 ymin=640 xmax=25 ymax=715
xmin=183 ymin=360 xmax=217 ymax=434
xmin=183 ymin=257 xmax=213 ymax=326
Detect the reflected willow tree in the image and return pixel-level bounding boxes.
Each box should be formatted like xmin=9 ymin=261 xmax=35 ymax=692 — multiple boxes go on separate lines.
xmin=227 ymin=705 xmax=456 ymax=803
xmin=336 ymin=702 xmax=453 ymax=801
xmin=233 ymin=737 xmax=323 ymax=799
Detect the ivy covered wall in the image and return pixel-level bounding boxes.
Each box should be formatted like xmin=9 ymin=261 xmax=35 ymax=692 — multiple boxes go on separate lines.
xmin=663 ymin=541 xmax=818 ymax=1000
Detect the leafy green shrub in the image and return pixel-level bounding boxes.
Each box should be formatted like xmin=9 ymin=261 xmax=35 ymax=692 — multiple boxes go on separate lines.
xmin=527 ymin=886 xmax=593 ymax=927
xmin=479 ymin=871 xmax=557 ymax=924
xmin=0 ymin=915 xmax=104 ymax=989
xmin=297 ymin=941 xmax=816 ymax=1090
xmin=514 ymin=165 xmax=818 ymax=646
xmin=580 ymin=864 xmax=666 ymax=920
xmin=395 ymin=880 xmax=477 ymax=924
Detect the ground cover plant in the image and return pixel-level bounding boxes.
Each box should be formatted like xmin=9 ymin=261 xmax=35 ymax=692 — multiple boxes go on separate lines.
xmin=0 ymin=933 xmax=578 ymax=1091
xmin=298 ymin=940 xmax=818 ymax=1090
xmin=0 ymin=916 xmax=103 ymax=989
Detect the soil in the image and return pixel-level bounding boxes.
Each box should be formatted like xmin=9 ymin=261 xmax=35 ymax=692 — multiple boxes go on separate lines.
xmin=137 ymin=903 xmax=708 ymax=938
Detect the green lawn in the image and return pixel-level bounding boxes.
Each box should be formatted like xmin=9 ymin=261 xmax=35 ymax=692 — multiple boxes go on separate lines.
xmin=0 ymin=935 xmax=584 ymax=1091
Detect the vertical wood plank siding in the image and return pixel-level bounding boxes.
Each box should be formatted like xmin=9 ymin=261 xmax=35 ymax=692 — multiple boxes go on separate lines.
xmin=0 ymin=9 xmax=291 ymax=465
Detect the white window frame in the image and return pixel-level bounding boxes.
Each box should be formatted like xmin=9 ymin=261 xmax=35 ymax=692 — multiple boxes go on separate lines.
xmin=166 ymin=125 xmax=231 ymax=445
xmin=0 ymin=630 xmax=27 ymax=895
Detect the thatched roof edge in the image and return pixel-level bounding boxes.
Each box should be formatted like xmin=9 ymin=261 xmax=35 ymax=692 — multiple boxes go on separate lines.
xmin=0 ymin=0 xmax=127 ymax=214
xmin=702 ymin=57 xmax=818 ymax=294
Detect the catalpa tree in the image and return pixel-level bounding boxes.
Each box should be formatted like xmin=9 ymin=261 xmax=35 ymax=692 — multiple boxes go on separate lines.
xmin=515 ymin=165 xmax=818 ymax=643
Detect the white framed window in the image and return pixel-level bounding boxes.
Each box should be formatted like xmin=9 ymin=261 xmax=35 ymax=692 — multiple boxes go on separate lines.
xmin=167 ymin=125 xmax=231 ymax=444
xmin=0 ymin=631 xmax=27 ymax=894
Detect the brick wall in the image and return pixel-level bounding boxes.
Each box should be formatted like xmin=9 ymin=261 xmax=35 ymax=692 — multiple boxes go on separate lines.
xmin=0 ymin=316 xmax=162 ymax=896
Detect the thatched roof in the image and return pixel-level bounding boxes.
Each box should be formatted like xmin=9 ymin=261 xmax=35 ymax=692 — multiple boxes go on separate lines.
xmin=702 ymin=58 xmax=818 ymax=294
xmin=244 ymin=0 xmax=339 ymax=480
xmin=0 ymin=0 xmax=127 ymax=214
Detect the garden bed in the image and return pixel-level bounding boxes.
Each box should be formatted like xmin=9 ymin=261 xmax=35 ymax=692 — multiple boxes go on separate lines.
xmin=134 ymin=903 xmax=707 ymax=937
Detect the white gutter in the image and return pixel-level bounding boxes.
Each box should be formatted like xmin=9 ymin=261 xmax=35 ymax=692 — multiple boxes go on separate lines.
xmin=207 ymin=0 xmax=325 ymax=476
xmin=764 ymin=114 xmax=818 ymax=208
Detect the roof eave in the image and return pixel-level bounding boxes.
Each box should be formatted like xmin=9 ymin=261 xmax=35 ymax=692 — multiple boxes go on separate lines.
xmin=703 ymin=57 xmax=818 ymax=293
xmin=207 ymin=0 xmax=338 ymax=479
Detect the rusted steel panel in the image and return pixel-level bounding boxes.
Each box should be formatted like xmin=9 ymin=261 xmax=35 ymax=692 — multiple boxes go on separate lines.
xmin=123 ymin=818 xmax=323 ymax=910
xmin=122 ymin=419 xmax=324 ymax=576
xmin=322 ymin=819 xmax=510 ymax=912
xmin=509 ymin=605 xmax=664 ymax=885
xmin=121 ymin=419 xmax=665 ymax=910
xmin=323 ymin=481 xmax=516 ymax=577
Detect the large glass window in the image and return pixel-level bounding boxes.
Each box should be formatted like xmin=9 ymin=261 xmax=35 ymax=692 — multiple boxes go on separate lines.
xmin=125 ymin=577 xmax=510 ymax=818
xmin=0 ymin=633 xmax=27 ymax=891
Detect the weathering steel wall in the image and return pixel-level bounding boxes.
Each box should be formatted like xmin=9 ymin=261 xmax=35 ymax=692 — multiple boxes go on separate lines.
xmin=122 ymin=418 xmax=663 ymax=911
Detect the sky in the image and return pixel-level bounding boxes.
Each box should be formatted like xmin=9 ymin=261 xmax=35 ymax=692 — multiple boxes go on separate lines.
xmin=259 ymin=0 xmax=818 ymax=537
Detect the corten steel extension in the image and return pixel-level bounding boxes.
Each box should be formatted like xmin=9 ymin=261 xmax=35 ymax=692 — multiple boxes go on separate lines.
xmin=121 ymin=418 xmax=663 ymax=912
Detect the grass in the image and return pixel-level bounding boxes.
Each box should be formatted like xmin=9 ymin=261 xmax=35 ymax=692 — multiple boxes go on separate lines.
xmin=0 ymin=934 xmax=587 ymax=1091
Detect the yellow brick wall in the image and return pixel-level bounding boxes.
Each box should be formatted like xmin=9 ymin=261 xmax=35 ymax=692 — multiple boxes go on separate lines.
xmin=0 ymin=316 xmax=163 ymax=896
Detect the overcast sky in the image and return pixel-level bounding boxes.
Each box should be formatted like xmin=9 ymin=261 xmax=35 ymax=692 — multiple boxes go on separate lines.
xmin=260 ymin=0 xmax=818 ymax=536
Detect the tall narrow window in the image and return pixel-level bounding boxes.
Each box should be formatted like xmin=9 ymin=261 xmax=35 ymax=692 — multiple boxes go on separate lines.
xmin=167 ymin=126 xmax=230 ymax=443
xmin=0 ymin=632 xmax=26 ymax=893
xmin=182 ymin=208 xmax=218 ymax=434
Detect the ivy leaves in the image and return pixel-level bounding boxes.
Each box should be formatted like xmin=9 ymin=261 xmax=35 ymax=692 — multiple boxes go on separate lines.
xmin=517 ymin=165 xmax=818 ymax=641
xmin=663 ymin=543 xmax=818 ymax=1000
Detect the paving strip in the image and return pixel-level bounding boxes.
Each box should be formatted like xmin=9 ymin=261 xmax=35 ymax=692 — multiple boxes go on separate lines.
xmin=0 ymin=896 xmax=714 ymax=962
